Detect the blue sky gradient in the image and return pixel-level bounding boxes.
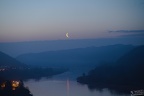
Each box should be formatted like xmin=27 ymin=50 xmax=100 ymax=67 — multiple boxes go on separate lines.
xmin=0 ymin=0 xmax=144 ymax=42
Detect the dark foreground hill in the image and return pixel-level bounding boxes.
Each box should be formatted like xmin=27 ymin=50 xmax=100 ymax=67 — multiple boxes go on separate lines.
xmin=0 ymin=80 xmax=33 ymax=96
xmin=0 ymin=51 xmax=67 ymax=80
xmin=77 ymin=45 xmax=144 ymax=90
xmin=16 ymin=44 xmax=135 ymax=68
xmin=0 ymin=51 xmax=26 ymax=67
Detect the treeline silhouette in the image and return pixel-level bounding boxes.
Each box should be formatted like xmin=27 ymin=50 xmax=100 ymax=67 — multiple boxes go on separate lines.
xmin=77 ymin=45 xmax=144 ymax=93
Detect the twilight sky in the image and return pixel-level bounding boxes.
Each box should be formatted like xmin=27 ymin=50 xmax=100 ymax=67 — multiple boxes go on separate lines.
xmin=0 ymin=0 xmax=144 ymax=42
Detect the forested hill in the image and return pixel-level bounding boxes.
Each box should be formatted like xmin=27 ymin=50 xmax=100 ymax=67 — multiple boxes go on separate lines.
xmin=77 ymin=45 xmax=144 ymax=88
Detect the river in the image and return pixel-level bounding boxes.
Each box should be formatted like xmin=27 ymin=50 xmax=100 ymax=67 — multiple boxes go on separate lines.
xmin=24 ymin=71 xmax=130 ymax=96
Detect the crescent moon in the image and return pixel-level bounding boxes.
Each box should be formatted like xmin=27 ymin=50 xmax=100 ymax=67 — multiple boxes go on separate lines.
xmin=66 ymin=33 xmax=69 ymax=38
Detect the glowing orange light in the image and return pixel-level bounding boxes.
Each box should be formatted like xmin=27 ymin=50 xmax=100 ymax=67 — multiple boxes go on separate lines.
xmin=1 ymin=83 xmax=6 ymax=88
xmin=11 ymin=81 xmax=20 ymax=88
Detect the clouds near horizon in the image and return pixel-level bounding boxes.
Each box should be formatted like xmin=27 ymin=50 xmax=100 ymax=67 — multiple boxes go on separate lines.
xmin=109 ymin=30 xmax=144 ymax=33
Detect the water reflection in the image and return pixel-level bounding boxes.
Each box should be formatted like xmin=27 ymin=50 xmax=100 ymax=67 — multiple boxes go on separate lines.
xmin=0 ymin=79 xmax=33 ymax=96
xmin=86 ymin=83 xmax=144 ymax=96
xmin=88 ymin=84 xmax=130 ymax=95
xmin=66 ymin=79 xmax=70 ymax=96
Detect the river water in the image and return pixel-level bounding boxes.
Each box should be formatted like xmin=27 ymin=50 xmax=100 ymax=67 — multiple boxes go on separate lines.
xmin=24 ymin=71 xmax=130 ymax=96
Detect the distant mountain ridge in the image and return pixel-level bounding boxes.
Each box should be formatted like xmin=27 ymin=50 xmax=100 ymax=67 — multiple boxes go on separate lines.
xmin=1 ymin=38 xmax=142 ymax=57
xmin=16 ymin=44 xmax=135 ymax=68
